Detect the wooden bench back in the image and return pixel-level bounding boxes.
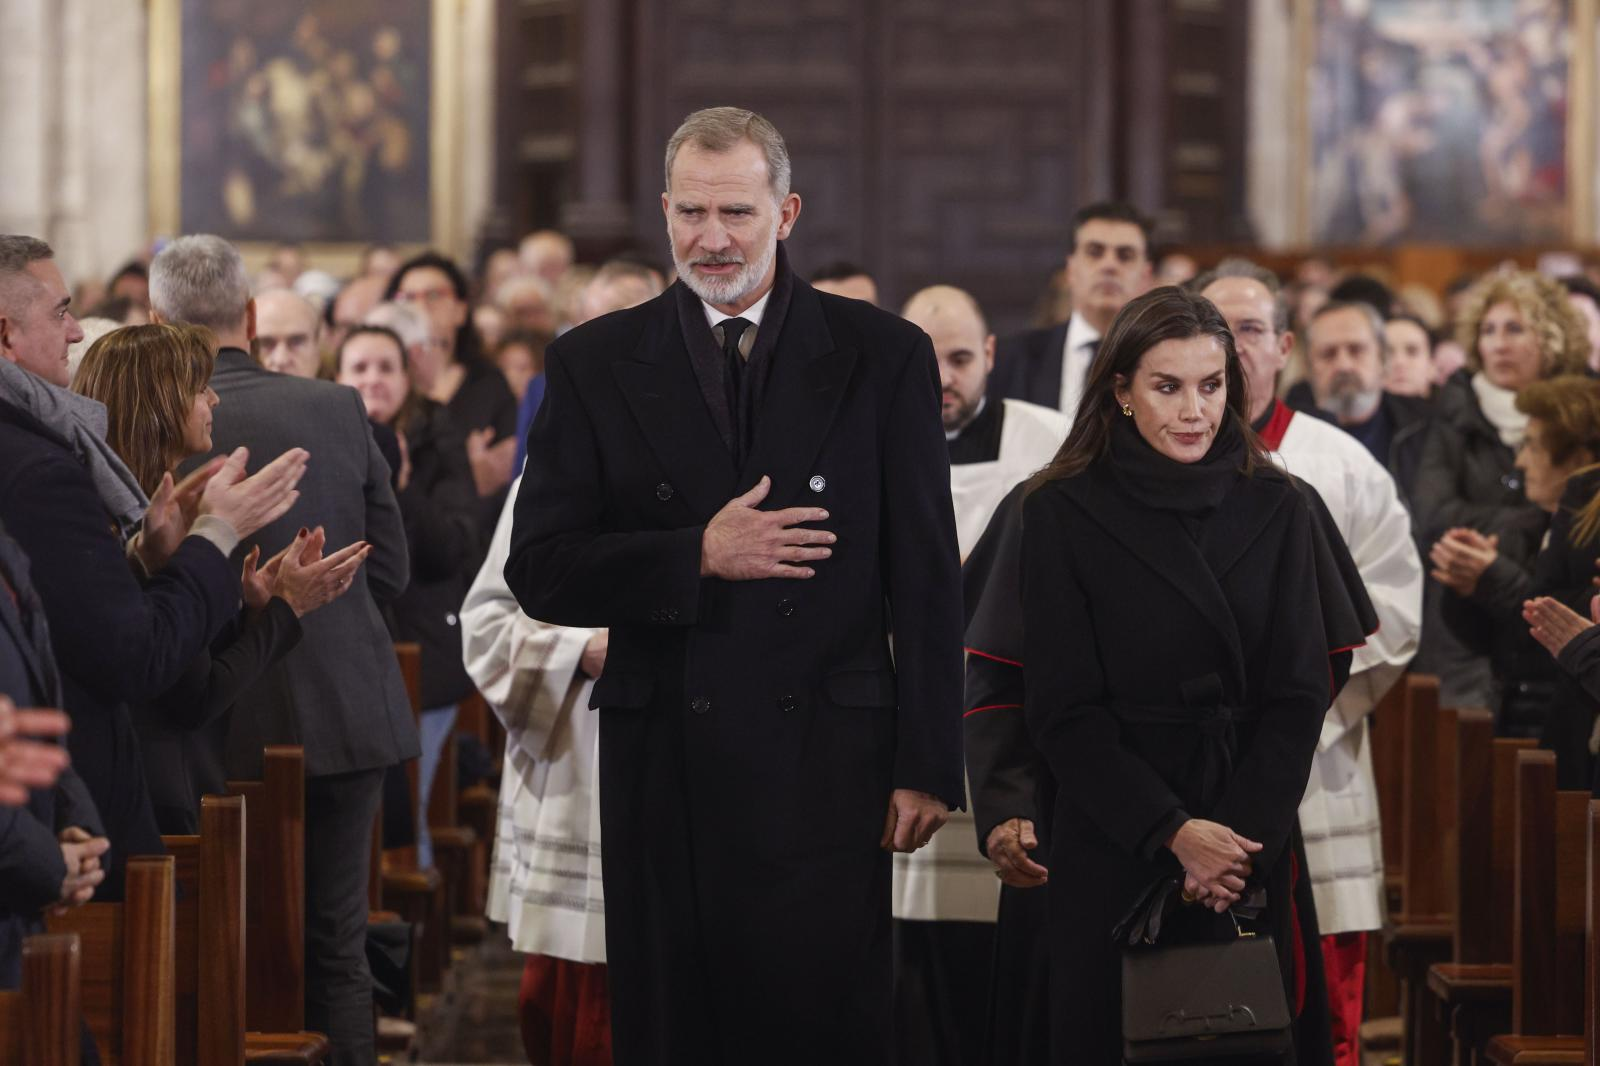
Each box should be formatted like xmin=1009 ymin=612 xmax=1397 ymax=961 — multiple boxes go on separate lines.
xmin=0 ymin=932 xmax=82 ymax=1066
xmin=1511 ymin=749 xmax=1591 ymax=1038
xmin=163 ymin=794 xmax=247 ymax=1066
xmin=46 ymin=855 xmax=175 ymax=1066
xmin=1400 ymin=676 xmax=1459 ymax=919
xmin=227 ymin=744 xmax=306 ymax=1033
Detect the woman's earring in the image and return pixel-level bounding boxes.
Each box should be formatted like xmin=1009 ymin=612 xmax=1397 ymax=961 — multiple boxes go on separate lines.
xmin=1120 ymin=402 xmax=1134 ymax=417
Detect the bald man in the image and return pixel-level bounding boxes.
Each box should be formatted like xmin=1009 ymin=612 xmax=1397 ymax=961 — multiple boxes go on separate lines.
xmin=896 ymin=286 xmax=1064 ymax=1066
xmin=254 ymin=288 xmax=325 ymax=378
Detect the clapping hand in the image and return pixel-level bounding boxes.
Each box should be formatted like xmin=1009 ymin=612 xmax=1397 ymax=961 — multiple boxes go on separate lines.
xmin=53 ymin=826 xmax=109 ymax=913
xmin=135 ymin=458 xmax=226 ymax=572
xmin=198 ymin=447 xmax=308 ymax=540
xmin=243 ymin=527 xmax=370 ymax=619
xmin=986 ymin=817 xmax=1049 ymax=888
xmin=0 ymin=696 xmax=70 ymax=806
xmin=1167 ymin=819 xmax=1262 ymax=913
xmin=1524 ymin=594 xmax=1600 ymax=659
xmin=466 ymin=428 xmax=515 ymax=498
xmin=1430 ymin=528 xmax=1498 ymax=596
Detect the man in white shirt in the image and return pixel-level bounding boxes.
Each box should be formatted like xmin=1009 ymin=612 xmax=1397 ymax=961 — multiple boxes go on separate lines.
xmin=1198 ymin=259 xmax=1423 ymax=1066
xmin=989 ymin=201 xmax=1153 ymax=418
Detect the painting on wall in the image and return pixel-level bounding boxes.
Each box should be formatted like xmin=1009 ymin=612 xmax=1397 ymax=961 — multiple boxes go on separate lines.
xmin=153 ymin=0 xmax=434 ymax=244
xmin=1306 ymin=0 xmax=1589 ymax=245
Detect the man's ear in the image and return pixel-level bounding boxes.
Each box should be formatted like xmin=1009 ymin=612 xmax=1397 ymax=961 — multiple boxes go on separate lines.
xmin=0 ymin=314 xmax=12 ymax=359
xmin=983 ymin=334 xmax=997 ymax=374
xmin=1277 ymin=329 xmax=1295 ymax=372
xmin=775 ymin=193 xmax=802 ymax=241
xmin=149 ymin=308 xmax=168 ymax=325
xmin=245 ymin=299 xmax=257 ymax=342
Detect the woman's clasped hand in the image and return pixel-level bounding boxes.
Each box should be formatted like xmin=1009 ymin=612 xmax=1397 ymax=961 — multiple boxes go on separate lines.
xmin=1166 ymin=818 xmax=1263 ymax=913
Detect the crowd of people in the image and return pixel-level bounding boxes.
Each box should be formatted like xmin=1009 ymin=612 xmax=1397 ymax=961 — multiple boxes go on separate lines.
xmin=4 ymin=103 xmax=1600 ymax=1066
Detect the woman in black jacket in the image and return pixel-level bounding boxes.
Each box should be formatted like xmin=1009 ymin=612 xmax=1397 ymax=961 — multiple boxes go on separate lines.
xmin=73 ymin=323 xmax=367 ymax=833
xmin=337 ymin=325 xmax=480 ymax=866
xmin=1022 ymin=287 xmax=1367 ymax=1064
xmin=1412 ymin=270 xmax=1590 ymax=706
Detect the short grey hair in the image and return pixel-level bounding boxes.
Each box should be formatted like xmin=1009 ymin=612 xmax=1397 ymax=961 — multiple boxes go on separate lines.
xmin=365 ymin=300 xmax=431 ymax=351
xmin=1310 ymin=299 xmax=1391 ymax=362
xmin=1191 ymin=257 xmax=1291 ymax=334
xmin=664 ymin=107 xmax=791 ymax=201
xmin=0 ymin=235 xmax=56 ymax=317
xmin=149 ymin=234 xmax=251 ymax=333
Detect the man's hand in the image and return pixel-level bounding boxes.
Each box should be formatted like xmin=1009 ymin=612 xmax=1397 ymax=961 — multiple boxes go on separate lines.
xmin=879 ymin=789 xmax=949 ymax=853
xmin=54 ymin=826 xmax=109 ymax=912
xmin=986 ymin=817 xmax=1048 ymax=888
xmin=199 ymin=447 xmax=309 ymax=540
xmin=1524 ymin=595 xmax=1595 ymax=659
xmin=700 ymin=476 xmax=835 ymax=581
xmin=135 ymin=458 xmax=225 ymax=572
xmin=0 ymin=696 xmax=70 ymax=806
xmin=580 ymin=630 xmax=609 ymax=679
xmin=1430 ymin=527 xmax=1498 ymax=597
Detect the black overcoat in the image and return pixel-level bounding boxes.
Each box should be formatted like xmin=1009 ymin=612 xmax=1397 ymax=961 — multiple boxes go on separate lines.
xmin=505 ymin=275 xmax=965 ymax=1064
xmin=1022 ymin=460 xmax=1338 ymax=1065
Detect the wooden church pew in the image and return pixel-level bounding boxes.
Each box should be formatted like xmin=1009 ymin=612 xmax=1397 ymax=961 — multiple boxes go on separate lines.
xmin=226 ymin=745 xmax=307 ymax=1035
xmin=1383 ymin=675 xmax=1460 ymax=1065
xmin=163 ymin=794 xmax=329 ymax=1065
xmin=46 ymin=855 xmax=176 ymax=1066
xmin=0 ymin=932 xmax=82 ymax=1066
xmin=1482 ymin=754 xmax=1590 ymax=1065
xmin=1425 ymin=725 xmax=1537 ymax=1064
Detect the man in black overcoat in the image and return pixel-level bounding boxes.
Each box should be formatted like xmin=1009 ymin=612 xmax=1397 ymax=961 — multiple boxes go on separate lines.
xmin=505 ymin=107 xmax=965 ymax=1064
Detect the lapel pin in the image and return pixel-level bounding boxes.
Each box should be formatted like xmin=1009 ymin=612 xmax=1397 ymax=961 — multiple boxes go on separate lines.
xmin=809 ymin=475 xmax=827 ymax=493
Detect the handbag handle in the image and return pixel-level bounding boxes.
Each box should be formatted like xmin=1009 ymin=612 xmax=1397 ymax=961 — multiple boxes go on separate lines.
xmin=1111 ymin=876 xmax=1266 ymax=947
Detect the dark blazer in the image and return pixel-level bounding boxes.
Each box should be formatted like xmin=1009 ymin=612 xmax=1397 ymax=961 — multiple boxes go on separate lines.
xmin=1022 ymin=463 xmax=1335 ymax=1064
xmin=387 ymin=401 xmax=479 ymax=709
xmin=988 ymin=322 xmax=1069 ymax=409
xmin=505 ymin=275 xmax=964 ymax=1064
xmin=0 ymin=399 xmax=235 ymax=899
xmin=194 ymin=349 xmax=418 ymax=778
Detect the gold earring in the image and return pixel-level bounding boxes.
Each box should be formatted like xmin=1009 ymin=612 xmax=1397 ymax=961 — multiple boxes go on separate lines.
xmin=1120 ymin=402 xmax=1134 ymax=417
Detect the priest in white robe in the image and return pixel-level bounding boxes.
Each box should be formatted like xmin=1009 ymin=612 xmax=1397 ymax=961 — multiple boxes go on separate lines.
xmin=895 ymin=285 xmax=1066 ymax=1065
xmin=1200 ymin=262 xmax=1423 ymax=1066
xmin=462 ymin=476 xmax=610 ymax=1065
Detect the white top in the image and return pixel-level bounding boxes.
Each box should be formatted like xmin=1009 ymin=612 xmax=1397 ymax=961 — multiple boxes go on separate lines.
xmin=1057 ymin=311 xmax=1102 ymax=421
xmin=702 ymin=289 xmax=772 ymax=331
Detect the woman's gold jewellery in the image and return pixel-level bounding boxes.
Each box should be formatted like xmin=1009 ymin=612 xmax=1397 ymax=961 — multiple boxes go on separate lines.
xmin=1120 ymin=402 xmax=1134 ymax=417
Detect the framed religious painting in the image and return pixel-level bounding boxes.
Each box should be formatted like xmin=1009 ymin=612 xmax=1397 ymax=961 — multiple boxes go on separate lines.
xmin=148 ymin=0 xmax=468 ymax=267
xmin=1294 ymin=0 xmax=1596 ymax=245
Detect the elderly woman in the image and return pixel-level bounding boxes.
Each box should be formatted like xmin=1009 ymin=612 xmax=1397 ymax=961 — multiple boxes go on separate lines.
xmin=335 ymin=324 xmax=479 ymax=867
xmin=1021 ymin=287 xmax=1368 ymax=1063
xmin=1431 ymin=376 xmax=1600 ymax=753
xmin=73 ymin=323 xmax=367 ymax=833
xmin=1412 ymin=270 xmax=1590 ymax=706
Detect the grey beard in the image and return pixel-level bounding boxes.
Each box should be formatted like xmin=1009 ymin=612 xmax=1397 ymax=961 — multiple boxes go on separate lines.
xmin=1317 ymin=377 xmax=1383 ymax=424
xmin=674 ymin=239 xmax=777 ymax=307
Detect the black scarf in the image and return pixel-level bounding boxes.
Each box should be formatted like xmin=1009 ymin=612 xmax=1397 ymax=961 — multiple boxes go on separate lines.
xmin=1106 ymin=410 xmax=1247 ymax=518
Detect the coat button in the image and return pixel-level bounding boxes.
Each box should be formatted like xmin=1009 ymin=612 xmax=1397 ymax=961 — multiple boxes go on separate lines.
xmin=776 ymin=694 xmax=797 ymax=713
xmin=691 ymin=696 xmax=711 ymax=715
xmin=776 ymin=599 xmax=795 ymax=617
xmin=662 ymin=608 xmax=679 ymax=622
xmin=808 ymin=475 xmax=826 ymax=493
xmin=656 ymin=482 xmax=674 ymax=501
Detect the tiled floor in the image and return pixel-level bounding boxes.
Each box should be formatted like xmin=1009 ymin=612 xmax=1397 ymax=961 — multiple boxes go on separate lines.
xmin=412 ymin=933 xmax=528 ymax=1065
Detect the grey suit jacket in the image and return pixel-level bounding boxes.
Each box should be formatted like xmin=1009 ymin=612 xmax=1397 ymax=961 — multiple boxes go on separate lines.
xmin=193 ymin=348 xmax=418 ymax=777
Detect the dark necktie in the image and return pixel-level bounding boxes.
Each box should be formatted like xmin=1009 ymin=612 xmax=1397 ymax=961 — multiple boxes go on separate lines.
xmin=719 ymin=317 xmax=753 ymax=464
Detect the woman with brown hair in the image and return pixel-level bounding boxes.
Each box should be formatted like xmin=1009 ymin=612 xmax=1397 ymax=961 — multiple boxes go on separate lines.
xmin=1412 ymin=270 xmax=1591 ymax=707
xmin=1021 ymin=287 xmax=1367 ymax=1063
xmin=73 ymin=323 xmax=369 ymax=833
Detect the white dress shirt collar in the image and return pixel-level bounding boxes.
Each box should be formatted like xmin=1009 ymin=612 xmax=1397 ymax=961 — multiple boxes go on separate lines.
xmin=703 ymin=289 xmax=772 ymax=332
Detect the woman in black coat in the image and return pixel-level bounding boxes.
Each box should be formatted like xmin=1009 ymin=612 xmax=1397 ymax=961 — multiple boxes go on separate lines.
xmin=1412 ymin=270 xmax=1590 ymax=706
xmin=1022 ymin=287 xmax=1365 ymax=1064
xmin=337 ymin=325 xmax=480 ymax=865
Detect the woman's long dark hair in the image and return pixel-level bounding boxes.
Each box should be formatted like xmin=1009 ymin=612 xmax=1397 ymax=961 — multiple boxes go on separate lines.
xmin=1028 ymin=286 xmax=1271 ymax=490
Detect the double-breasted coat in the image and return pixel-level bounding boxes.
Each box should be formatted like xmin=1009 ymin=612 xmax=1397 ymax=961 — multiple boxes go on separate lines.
xmin=505 ymin=268 xmax=965 ymax=1065
xmin=1023 ymin=458 xmax=1355 ymax=1065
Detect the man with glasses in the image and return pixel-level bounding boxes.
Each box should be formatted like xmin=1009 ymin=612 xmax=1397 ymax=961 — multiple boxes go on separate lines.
xmin=254 ymin=288 xmax=325 ymax=378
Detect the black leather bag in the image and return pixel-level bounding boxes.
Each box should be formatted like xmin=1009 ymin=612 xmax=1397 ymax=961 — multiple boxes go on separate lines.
xmin=1114 ymin=877 xmax=1291 ymax=1063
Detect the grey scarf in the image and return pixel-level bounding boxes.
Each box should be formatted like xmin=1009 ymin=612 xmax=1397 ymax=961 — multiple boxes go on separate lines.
xmin=0 ymin=357 xmax=148 ymax=541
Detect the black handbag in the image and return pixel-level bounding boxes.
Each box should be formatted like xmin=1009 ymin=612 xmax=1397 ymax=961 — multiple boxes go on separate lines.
xmin=1114 ymin=877 xmax=1292 ymax=1063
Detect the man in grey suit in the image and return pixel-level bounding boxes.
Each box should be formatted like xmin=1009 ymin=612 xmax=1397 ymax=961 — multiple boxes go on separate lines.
xmin=151 ymin=235 xmax=417 ymax=1065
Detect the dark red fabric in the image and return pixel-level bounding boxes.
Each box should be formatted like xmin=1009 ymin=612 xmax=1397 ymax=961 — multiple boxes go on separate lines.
xmin=1257 ymin=399 xmax=1296 ymax=451
xmin=1320 ymin=931 xmax=1367 ymax=1066
xmin=518 ymin=954 xmax=613 ymax=1066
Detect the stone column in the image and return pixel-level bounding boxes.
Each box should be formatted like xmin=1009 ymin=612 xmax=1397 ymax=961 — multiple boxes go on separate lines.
xmin=560 ymin=0 xmax=634 ymax=254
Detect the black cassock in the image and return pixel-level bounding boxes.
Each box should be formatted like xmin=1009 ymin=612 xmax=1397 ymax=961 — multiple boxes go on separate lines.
xmin=964 ymin=444 xmax=1374 ymax=1065
xmin=506 ymin=246 xmax=964 ymax=1066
